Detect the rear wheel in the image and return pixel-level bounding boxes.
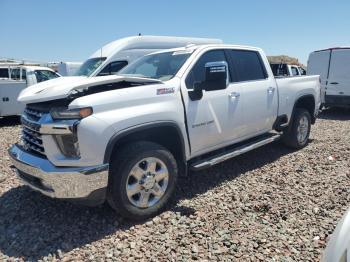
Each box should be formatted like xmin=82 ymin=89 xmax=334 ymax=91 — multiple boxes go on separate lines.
xmin=107 ymin=141 xmax=178 ymax=220
xmin=282 ymin=108 xmax=311 ymax=149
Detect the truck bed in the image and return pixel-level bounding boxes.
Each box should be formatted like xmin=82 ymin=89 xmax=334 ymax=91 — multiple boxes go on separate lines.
xmin=275 ymin=75 xmax=321 ymax=122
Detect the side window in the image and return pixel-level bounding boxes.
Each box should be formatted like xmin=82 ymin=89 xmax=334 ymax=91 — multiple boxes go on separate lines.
xmin=0 ymin=68 xmax=9 ymax=78
xmin=22 ymin=68 xmax=27 ymax=80
xmin=110 ymin=61 xmax=128 ymax=74
xmin=10 ymin=68 xmax=21 ymax=80
xmin=186 ymin=50 xmax=229 ymax=89
xmin=291 ymin=67 xmax=299 ymax=76
xmin=98 ymin=61 xmax=128 ymax=76
xmin=229 ymin=50 xmax=267 ymax=82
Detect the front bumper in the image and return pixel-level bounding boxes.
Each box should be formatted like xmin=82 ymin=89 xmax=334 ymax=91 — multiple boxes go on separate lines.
xmin=8 ymin=144 xmax=109 ymax=205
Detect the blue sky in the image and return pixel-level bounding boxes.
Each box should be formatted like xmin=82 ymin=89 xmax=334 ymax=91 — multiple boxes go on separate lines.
xmin=1 ymin=0 xmax=349 ymax=64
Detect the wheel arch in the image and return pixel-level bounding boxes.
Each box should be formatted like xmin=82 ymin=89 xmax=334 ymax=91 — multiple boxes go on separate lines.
xmin=292 ymin=94 xmax=316 ymax=124
xmin=104 ymin=122 xmax=188 ymax=176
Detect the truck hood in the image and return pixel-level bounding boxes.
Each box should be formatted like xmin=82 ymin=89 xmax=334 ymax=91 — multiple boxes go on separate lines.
xmin=18 ymin=75 xmax=162 ymax=104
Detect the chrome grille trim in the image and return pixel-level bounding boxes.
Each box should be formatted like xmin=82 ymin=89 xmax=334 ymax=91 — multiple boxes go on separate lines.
xmin=22 ymin=140 xmax=45 ymax=155
xmin=22 ymin=132 xmax=43 ymax=147
xmin=21 ymin=107 xmax=46 ymax=157
xmin=22 ymin=127 xmax=42 ymax=140
xmin=24 ymin=108 xmax=44 ymax=120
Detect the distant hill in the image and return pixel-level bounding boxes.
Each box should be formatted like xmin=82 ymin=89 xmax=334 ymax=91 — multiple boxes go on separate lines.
xmin=267 ymin=55 xmax=305 ymax=67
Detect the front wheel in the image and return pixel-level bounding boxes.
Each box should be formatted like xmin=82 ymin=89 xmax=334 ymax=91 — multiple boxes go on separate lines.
xmin=107 ymin=141 xmax=178 ymax=220
xmin=282 ymin=108 xmax=311 ymax=149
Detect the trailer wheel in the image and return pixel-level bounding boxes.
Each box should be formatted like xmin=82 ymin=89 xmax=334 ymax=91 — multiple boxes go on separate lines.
xmin=107 ymin=141 xmax=178 ymax=220
xmin=282 ymin=108 xmax=311 ymax=149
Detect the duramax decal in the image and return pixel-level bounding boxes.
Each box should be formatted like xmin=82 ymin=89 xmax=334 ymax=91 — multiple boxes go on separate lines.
xmin=192 ymin=120 xmax=214 ymax=128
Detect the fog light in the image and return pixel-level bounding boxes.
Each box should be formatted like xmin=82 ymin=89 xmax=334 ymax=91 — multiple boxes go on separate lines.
xmin=54 ymin=134 xmax=80 ymax=158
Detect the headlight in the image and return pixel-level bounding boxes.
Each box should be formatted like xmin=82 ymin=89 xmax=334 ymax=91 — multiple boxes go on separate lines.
xmin=50 ymin=107 xmax=93 ymax=120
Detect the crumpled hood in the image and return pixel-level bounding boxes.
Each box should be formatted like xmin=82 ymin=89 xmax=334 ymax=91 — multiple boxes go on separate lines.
xmin=18 ymin=75 xmax=162 ymax=104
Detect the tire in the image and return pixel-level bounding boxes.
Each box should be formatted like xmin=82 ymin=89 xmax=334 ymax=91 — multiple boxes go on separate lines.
xmin=107 ymin=141 xmax=178 ymax=220
xmin=282 ymin=108 xmax=311 ymax=149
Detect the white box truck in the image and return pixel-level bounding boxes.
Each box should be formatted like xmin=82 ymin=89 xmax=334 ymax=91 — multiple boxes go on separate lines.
xmin=307 ymin=47 xmax=350 ymax=108
xmin=74 ymin=35 xmax=222 ymax=77
xmin=58 ymin=62 xmax=82 ymax=76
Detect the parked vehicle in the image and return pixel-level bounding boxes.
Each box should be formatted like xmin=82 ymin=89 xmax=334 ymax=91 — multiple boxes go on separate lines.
xmin=270 ymin=63 xmax=305 ymax=77
xmin=0 ymin=65 xmax=60 ymax=117
xmin=74 ymin=35 xmax=223 ymax=77
xmin=308 ymin=47 xmax=350 ymax=108
xmin=322 ymin=209 xmax=350 ymax=262
xmin=58 ymin=62 xmax=82 ymax=76
xmin=9 ymin=44 xmax=321 ymax=220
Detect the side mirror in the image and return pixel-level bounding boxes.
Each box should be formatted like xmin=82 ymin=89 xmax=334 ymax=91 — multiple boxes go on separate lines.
xmin=203 ymin=61 xmax=228 ymax=91
xmin=188 ymin=61 xmax=228 ymax=101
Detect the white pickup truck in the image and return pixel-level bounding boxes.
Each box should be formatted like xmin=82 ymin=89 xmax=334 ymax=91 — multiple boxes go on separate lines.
xmin=270 ymin=63 xmax=306 ymax=77
xmin=9 ymin=44 xmax=321 ymax=220
xmin=0 ymin=65 xmax=60 ymax=117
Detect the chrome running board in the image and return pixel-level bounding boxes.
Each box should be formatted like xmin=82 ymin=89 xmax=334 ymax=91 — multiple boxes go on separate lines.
xmin=190 ymin=133 xmax=281 ymax=171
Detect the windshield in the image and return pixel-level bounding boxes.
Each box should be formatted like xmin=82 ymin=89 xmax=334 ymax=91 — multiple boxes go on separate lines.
xmin=119 ymin=51 xmax=191 ymax=81
xmin=35 ymin=70 xmax=60 ymax=83
xmin=75 ymin=57 xmax=106 ymax=76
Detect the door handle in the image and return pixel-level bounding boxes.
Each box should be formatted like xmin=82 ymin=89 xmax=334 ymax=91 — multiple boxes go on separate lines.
xmin=229 ymin=92 xmax=240 ymax=99
xmin=330 ymin=82 xmax=339 ymax=85
xmin=267 ymin=87 xmax=275 ymax=93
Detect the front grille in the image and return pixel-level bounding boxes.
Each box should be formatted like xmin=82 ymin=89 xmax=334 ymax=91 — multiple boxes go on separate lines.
xmin=21 ymin=106 xmax=47 ymax=157
xmin=24 ymin=107 xmax=44 ymax=122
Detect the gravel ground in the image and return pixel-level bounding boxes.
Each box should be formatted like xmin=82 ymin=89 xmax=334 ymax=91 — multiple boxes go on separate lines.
xmin=0 ymin=109 xmax=349 ymax=262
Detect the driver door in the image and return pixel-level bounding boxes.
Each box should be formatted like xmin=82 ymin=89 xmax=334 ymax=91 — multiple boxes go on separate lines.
xmin=181 ymin=49 xmax=244 ymax=156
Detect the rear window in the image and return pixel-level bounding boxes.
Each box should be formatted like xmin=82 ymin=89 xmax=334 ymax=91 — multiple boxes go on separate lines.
xmin=0 ymin=68 xmax=9 ymax=78
xmin=270 ymin=64 xmax=289 ymax=76
xmin=229 ymin=50 xmax=267 ymax=82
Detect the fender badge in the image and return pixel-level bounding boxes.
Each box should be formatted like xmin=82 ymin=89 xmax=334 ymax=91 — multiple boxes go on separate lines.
xmin=157 ymin=88 xmax=175 ymax=95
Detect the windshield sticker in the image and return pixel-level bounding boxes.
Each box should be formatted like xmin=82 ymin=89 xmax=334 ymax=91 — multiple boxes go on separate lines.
xmin=157 ymin=88 xmax=175 ymax=95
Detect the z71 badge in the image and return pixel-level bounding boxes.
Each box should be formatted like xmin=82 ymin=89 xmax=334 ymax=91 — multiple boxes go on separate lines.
xmin=157 ymin=88 xmax=175 ymax=95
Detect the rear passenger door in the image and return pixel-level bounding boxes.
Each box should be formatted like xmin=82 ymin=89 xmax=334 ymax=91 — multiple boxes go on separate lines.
xmin=227 ymin=50 xmax=278 ymax=137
